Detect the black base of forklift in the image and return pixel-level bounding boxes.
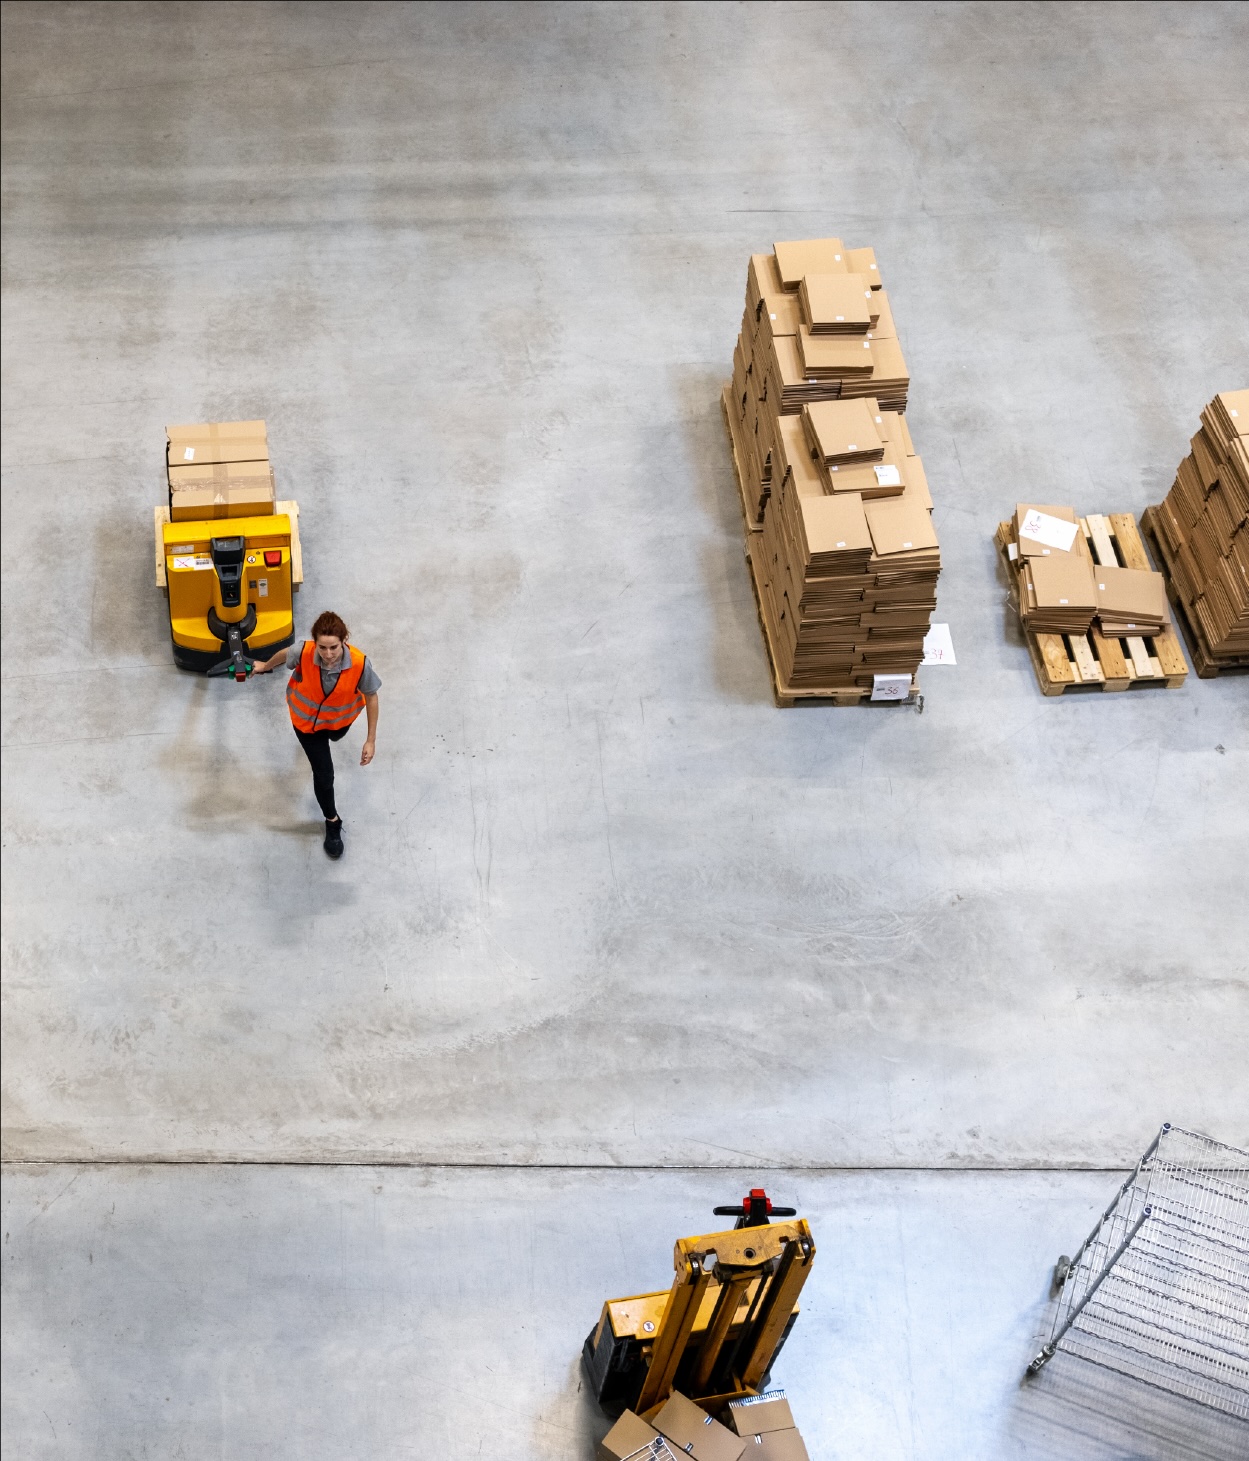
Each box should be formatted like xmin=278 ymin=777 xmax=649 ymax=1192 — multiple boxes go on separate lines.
xmin=171 ymin=630 xmax=293 ymax=674
xmin=581 ymin=1311 xmax=795 ymax=1415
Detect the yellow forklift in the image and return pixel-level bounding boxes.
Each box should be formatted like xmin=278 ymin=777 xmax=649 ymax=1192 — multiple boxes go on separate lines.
xmin=153 ymin=420 xmax=303 ymax=679
xmin=583 ymin=1189 xmax=815 ymax=1421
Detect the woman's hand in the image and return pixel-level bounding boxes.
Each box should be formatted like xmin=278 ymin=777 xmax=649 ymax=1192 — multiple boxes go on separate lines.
xmin=360 ymin=739 xmax=375 ymax=766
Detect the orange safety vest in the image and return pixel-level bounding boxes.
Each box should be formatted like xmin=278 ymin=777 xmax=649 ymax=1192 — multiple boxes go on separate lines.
xmin=286 ymin=641 xmax=367 ymax=734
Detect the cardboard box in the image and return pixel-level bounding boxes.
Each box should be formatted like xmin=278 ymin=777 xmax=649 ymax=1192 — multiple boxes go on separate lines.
xmin=802 ymin=398 xmax=885 ymax=465
xmin=846 ymin=244 xmax=881 ymax=287
xmin=799 ymin=273 xmax=873 ymax=333
xmin=1015 ymin=503 xmax=1077 ymax=558
xmin=734 ymin=1428 xmax=810 ymax=1460
xmin=169 ymin=461 xmax=276 ymax=521
xmin=601 ymin=1410 xmax=672 ymax=1461
xmin=1094 ymin=565 xmax=1167 ymax=634
xmin=796 ymin=327 xmax=876 ymax=378
xmin=726 ymin=1394 xmax=794 ymax=1435
xmin=865 ymin=497 xmax=940 ymax=557
xmin=652 ymin=1392 xmax=746 ymax=1461
xmin=166 ymin=420 xmax=268 ymax=471
xmin=773 ymin=238 xmax=847 ymax=289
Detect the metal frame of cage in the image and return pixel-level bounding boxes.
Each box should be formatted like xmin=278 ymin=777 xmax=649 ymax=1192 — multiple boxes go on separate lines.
xmin=1027 ymin=1124 xmax=1249 ymax=1417
xmin=620 ymin=1442 xmax=679 ymax=1461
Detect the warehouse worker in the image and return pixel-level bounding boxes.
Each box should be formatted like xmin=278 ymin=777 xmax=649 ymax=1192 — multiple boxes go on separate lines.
xmin=254 ymin=611 xmax=380 ymax=860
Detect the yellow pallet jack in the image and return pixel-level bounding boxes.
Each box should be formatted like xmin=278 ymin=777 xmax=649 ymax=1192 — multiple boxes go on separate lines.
xmin=155 ymin=503 xmax=303 ymax=678
xmin=583 ymin=1189 xmax=815 ymax=1421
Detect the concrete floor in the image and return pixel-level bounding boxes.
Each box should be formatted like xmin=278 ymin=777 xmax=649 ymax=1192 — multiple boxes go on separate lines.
xmin=2 ymin=1 xmax=1248 ymax=1457
xmin=7 ymin=1164 xmax=1249 ymax=1461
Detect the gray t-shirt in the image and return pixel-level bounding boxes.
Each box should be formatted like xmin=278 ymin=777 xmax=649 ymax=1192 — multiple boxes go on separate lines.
xmin=286 ymin=643 xmax=381 ymax=697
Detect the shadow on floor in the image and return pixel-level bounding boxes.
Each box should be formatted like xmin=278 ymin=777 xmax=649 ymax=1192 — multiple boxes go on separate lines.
xmin=1008 ymin=1352 xmax=1249 ymax=1460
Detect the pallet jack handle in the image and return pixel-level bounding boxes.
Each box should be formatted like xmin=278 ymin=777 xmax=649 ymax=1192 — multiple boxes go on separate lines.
xmin=712 ymin=1188 xmax=797 ymax=1229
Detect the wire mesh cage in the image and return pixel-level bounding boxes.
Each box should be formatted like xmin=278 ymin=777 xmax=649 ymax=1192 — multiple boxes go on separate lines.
xmin=620 ymin=1442 xmax=679 ymax=1461
xmin=1027 ymin=1124 xmax=1249 ymax=1417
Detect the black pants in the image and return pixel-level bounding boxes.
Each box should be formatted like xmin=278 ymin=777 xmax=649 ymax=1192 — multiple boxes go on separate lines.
xmin=295 ymin=727 xmax=349 ymax=820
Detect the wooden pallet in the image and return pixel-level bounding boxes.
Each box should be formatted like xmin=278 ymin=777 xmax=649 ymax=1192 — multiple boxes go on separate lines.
xmin=995 ymin=513 xmax=1188 ymax=695
xmin=744 ymin=542 xmax=919 ymax=708
xmin=154 ymin=500 xmax=304 ymax=592
xmin=720 ymin=385 xmax=765 ymax=536
xmin=1140 ymin=507 xmax=1249 ymax=679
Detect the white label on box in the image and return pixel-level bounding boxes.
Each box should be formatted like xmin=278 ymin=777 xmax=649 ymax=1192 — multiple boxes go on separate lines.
xmin=1007 ymin=542 xmax=1019 ymax=561
xmin=836 ymin=314 xmax=845 ymax=321
xmin=871 ymin=673 xmax=911 ymax=701
xmin=836 ymin=540 xmax=846 ymax=547
xmin=1019 ymin=509 xmax=1078 ymax=552
xmin=172 ymin=555 xmax=213 ymax=570
xmin=1058 ymin=597 xmax=1069 ymax=604
xmin=923 ymin=623 xmax=956 ymax=665
xmin=874 ymin=464 xmax=902 ymax=486
xmin=183 ymin=447 xmax=195 ymax=460
xmin=902 ymin=540 xmax=913 ymax=548
xmin=847 ymin=442 xmax=857 ymax=450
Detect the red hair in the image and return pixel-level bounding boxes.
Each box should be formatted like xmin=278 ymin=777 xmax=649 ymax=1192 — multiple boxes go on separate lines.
xmin=310 ymin=610 xmax=349 ymax=642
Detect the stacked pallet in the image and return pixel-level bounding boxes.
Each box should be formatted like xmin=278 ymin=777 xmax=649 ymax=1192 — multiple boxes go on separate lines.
xmin=725 ymin=237 xmax=910 ymax=530
xmin=756 ymin=398 xmax=938 ymax=690
xmin=722 ymin=238 xmax=934 ymax=698
xmin=1143 ymin=390 xmax=1249 ymax=674
xmin=996 ymin=508 xmax=1186 ymax=694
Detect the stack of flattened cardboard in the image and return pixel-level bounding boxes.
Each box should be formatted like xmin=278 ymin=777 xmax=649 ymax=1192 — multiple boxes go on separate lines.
xmin=725 ymin=238 xmax=910 ymax=528
xmin=166 ymin=419 xmax=274 ymax=522
xmin=1147 ymin=390 xmax=1249 ymax=665
xmin=600 ymin=1393 xmax=745 ymax=1461
xmin=757 ymin=452 xmax=939 ymax=689
xmin=1008 ymin=504 xmax=1169 ymax=640
xmin=726 ymin=1392 xmax=810 ymax=1461
xmin=599 ymin=1391 xmax=812 ymax=1461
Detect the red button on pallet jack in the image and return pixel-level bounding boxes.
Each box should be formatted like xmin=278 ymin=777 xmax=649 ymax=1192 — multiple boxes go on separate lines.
xmin=264 ymin=550 xmax=282 ymax=566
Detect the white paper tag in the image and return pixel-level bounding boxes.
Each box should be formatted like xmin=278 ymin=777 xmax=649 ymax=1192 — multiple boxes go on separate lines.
xmin=902 ymin=541 xmax=913 ymax=548
xmin=183 ymin=447 xmax=195 ymax=460
xmin=1007 ymin=542 xmax=1019 ymax=561
xmin=874 ymin=464 xmax=902 ymax=486
xmin=1019 ymin=509 xmax=1078 ymax=552
xmin=871 ymin=673 xmax=912 ymax=701
xmin=922 ymin=623 xmax=956 ymax=665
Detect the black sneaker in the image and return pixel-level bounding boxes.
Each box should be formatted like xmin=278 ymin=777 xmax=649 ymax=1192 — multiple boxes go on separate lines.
xmin=324 ymin=819 xmax=344 ymax=859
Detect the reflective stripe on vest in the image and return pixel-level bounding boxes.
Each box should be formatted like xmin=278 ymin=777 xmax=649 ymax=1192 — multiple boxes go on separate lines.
xmin=286 ymin=641 xmax=367 ymax=733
